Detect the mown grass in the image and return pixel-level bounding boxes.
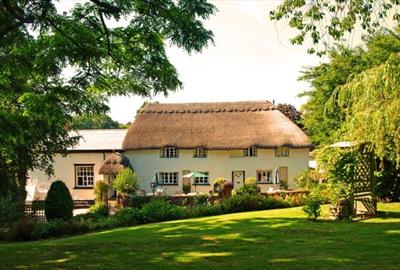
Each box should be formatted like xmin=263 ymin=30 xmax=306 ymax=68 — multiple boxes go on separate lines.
xmin=0 ymin=203 xmax=399 ymax=270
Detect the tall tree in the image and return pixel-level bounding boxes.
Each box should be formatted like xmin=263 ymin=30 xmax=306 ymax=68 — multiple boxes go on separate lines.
xmin=271 ymin=0 xmax=400 ymax=54
xmin=0 ymin=0 xmax=216 ymax=204
xmin=73 ymin=114 xmax=121 ymax=129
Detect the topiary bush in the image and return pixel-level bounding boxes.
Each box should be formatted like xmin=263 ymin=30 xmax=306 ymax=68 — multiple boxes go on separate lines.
xmin=45 ymin=180 xmax=74 ymax=221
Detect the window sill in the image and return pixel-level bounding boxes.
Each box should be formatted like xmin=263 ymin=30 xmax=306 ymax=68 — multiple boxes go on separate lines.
xmin=74 ymin=186 xmax=93 ymax=189
xmin=160 ymin=157 xmax=179 ymax=158
xmin=193 ymin=183 xmax=210 ymax=186
xmin=257 ymin=182 xmax=274 ymax=185
xmin=159 ymin=183 xmax=179 ymax=186
xmin=193 ymin=156 xmax=207 ymax=158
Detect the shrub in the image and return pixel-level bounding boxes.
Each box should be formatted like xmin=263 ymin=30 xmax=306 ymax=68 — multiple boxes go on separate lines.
xmin=113 ymin=168 xmax=139 ymax=198
xmin=39 ymin=219 xmax=91 ymax=238
xmin=302 ymin=192 xmax=323 ymax=221
xmin=94 ymin=181 xmax=109 ymax=205
xmin=295 ymin=169 xmax=323 ymax=190
xmin=125 ymin=195 xmax=153 ymax=208
xmin=193 ymin=194 xmax=211 ymax=206
xmin=236 ymin=178 xmax=260 ymax=196
xmin=213 ymin=177 xmax=227 ymax=194
xmin=45 ymin=180 xmax=74 ymax=221
xmin=140 ymin=199 xmax=186 ymax=223
xmin=222 ymin=194 xmax=290 ymax=213
xmin=89 ymin=204 xmax=109 ymax=218
xmin=182 ymin=183 xmax=191 ymax=194
xmin=113 ymin=207 xmax=143 ymax=226
xmin=190 ymin=204 xmax=223 ymax=217
xmin=7 ymin=216 xmax=40 ymax=241
xmin=0 ymin=196 xmax=23 ymax=226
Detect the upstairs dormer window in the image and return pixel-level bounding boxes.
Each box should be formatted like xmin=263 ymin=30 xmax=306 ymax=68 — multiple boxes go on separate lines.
xmin=244 ymin=147 xmax=257 ymax=157
xmin=160 ymin=147 xmax=179 ymax=158
xmin=275 ymin=146 xmax=289 ymax=157
xmin=194 ymin=147 xmax=207 ymax=158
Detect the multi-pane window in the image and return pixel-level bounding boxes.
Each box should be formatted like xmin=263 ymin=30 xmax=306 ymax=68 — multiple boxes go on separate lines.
xmin=75 ymin=165 xmax=94 ymax=187
xmin=257 ymin=170 xmax=273 ymax=183
xmin=159 ymin=172 xmax=179 ymax=185
xmin=275 ymin=146 xmax=289 ymax=157
xmin=244 ymin=147 xmax=257 ymax=157
xmin=194 ymin=147 xmax=207 ymax=158
xmin=160 ymin=147 xmax=179 ymax=158
xmin=194 ymin=172 xmax=209 ymax=185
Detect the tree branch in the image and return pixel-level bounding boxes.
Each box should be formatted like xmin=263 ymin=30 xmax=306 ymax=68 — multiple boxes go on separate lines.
xmin=99 ymin=11 xmax=111 ymax=55
xmin=90 ymin=0 xmax=121 ymax=14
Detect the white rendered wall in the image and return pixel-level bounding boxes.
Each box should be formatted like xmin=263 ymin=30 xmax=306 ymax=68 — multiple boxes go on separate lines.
xmin=126 ymin=148 xmax=309 ymax=195
xmin=28 ymin=152 xmax=111 ymax=200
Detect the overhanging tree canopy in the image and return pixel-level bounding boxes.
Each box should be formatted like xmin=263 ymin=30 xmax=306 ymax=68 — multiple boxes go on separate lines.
xmin=0 ymin=0 xmax=216 ymax=202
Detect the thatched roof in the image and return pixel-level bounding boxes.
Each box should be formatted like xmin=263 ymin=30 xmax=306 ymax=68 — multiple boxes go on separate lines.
xmin=99 ymin=152 xmax=131 ymax=175
xmin=122 ymin=101 xmax=311 ymax=150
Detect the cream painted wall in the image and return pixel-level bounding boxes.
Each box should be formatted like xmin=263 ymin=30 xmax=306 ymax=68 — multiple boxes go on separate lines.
xmin=126 ymin=148 xmax=309 ymax=195
xmin=28 ymin=152 xmax=112 ymax=201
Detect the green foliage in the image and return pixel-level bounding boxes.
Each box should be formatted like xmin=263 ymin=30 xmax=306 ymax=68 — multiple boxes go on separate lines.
xmin=89 ymin=204 xmax=109 ymax=218
xmin=374 ymin=159 xmax=400 ymax=201
xmin=113 ymin=168 xmax=139 ymax=197
xmin=193 ymin=194 xmax=212 ymax=206
xmin=7 ymin=216 xmax=40 ymax=242
xmin=140 ymin=199 xmax=186 ymax=223
xmin=0 ymin=196 xmax=23 ymax=226
xmin=113 ymin=207 xmax=143 ymax=226
xmin=73 ymin=114 xmax=122 ymax=129
xmin=125 ymin=195 xmax=153 ymax=209
xmin=0 ymin=0 xmax=216 ymax=206
xmin=222 ymin=195 xmax=290 ymax=213
xmin=295 ymin=169 xmax=323 ymax=190
xmin=302 ymin=192 xmax=323 ymax=221
xmin=94 ymin=181 xmax=109 ymax=205
xmin=270 ymin=0 xmax=400 ymax=54
xmin=44 ymin=181 xmax=74 ymax=221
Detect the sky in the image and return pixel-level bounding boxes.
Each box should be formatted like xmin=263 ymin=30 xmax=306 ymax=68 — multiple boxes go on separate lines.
xmin=108 ymin=0 xmax=325 ymax=123
xmin=57 ymin=0 xmax=329 ymax=123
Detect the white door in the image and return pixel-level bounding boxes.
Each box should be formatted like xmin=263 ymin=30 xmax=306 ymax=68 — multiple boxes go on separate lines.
xmin=232 ymin=171 xmax=245 ymax=189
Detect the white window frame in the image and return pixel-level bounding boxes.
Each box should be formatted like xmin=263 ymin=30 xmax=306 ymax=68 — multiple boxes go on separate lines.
xmin=194 ymin=171 xmax=209 ymax=185
xmin=275 ymin=146 xmax=289 ymax=157
xmin=75 ymin=164 xmax=94 ymax=188
xmin=256 ymin=170 xmax=273 ymax=184
xmin=244 ymin=147 xmax=257 ymax=157
xmin=194 ymin=147 xmax=207 ymax=158
xmin=160 ymin=147 xmax=179 ymax=158
xmin=159 ymin=172 xmax=179 ymax=185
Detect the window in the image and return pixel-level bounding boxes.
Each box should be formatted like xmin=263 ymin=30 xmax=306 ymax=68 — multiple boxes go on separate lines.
xmin=257 ymin=170 xmax=273 ymax=183
xmin=160 ymin=147 xmax=179 ymax=158
xmin=194 ymin=147 xmax=207 ymax=158
xmin=75 ymin=164 xmax=94 ymax=188
xmin=244 ymin=147 xmax=257 ymax=157
xmin=159 ymin=172 xmax=179 ymax=185
xmin=194 ymin=172 xmax=209 ymax=185
xmin=275 ymin=146 xmax=289 ymax=157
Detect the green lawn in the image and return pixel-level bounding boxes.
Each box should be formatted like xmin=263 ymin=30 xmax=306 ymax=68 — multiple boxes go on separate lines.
xmin=1 ymin=204 xmax=400 ymax=270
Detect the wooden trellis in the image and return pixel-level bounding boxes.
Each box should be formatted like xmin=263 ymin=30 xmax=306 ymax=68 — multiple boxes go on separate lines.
xmin=353 ymin=144 xmax=377 ymax=216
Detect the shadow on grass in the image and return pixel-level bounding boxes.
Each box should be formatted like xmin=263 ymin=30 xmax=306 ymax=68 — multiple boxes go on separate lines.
xmin=1 ymin=210 xmax=400 ymax=270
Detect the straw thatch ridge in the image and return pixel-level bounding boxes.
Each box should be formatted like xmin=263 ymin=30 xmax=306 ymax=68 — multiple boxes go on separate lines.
xmin=99 ymin=152 xmax=131 ymax=175
xmin=122 ymin=101 xmax=311 ymax=150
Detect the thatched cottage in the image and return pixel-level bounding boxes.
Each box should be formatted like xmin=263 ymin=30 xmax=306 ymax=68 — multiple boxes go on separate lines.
xmin=27 ymin=129 xmax=128 ymax=201
xmin=123 ymin=101 xmax=311 ymax=195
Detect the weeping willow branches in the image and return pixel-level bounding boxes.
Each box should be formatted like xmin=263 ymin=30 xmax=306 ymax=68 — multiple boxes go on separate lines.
xmin=331 ymin=53 xmax=400 ymax=163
